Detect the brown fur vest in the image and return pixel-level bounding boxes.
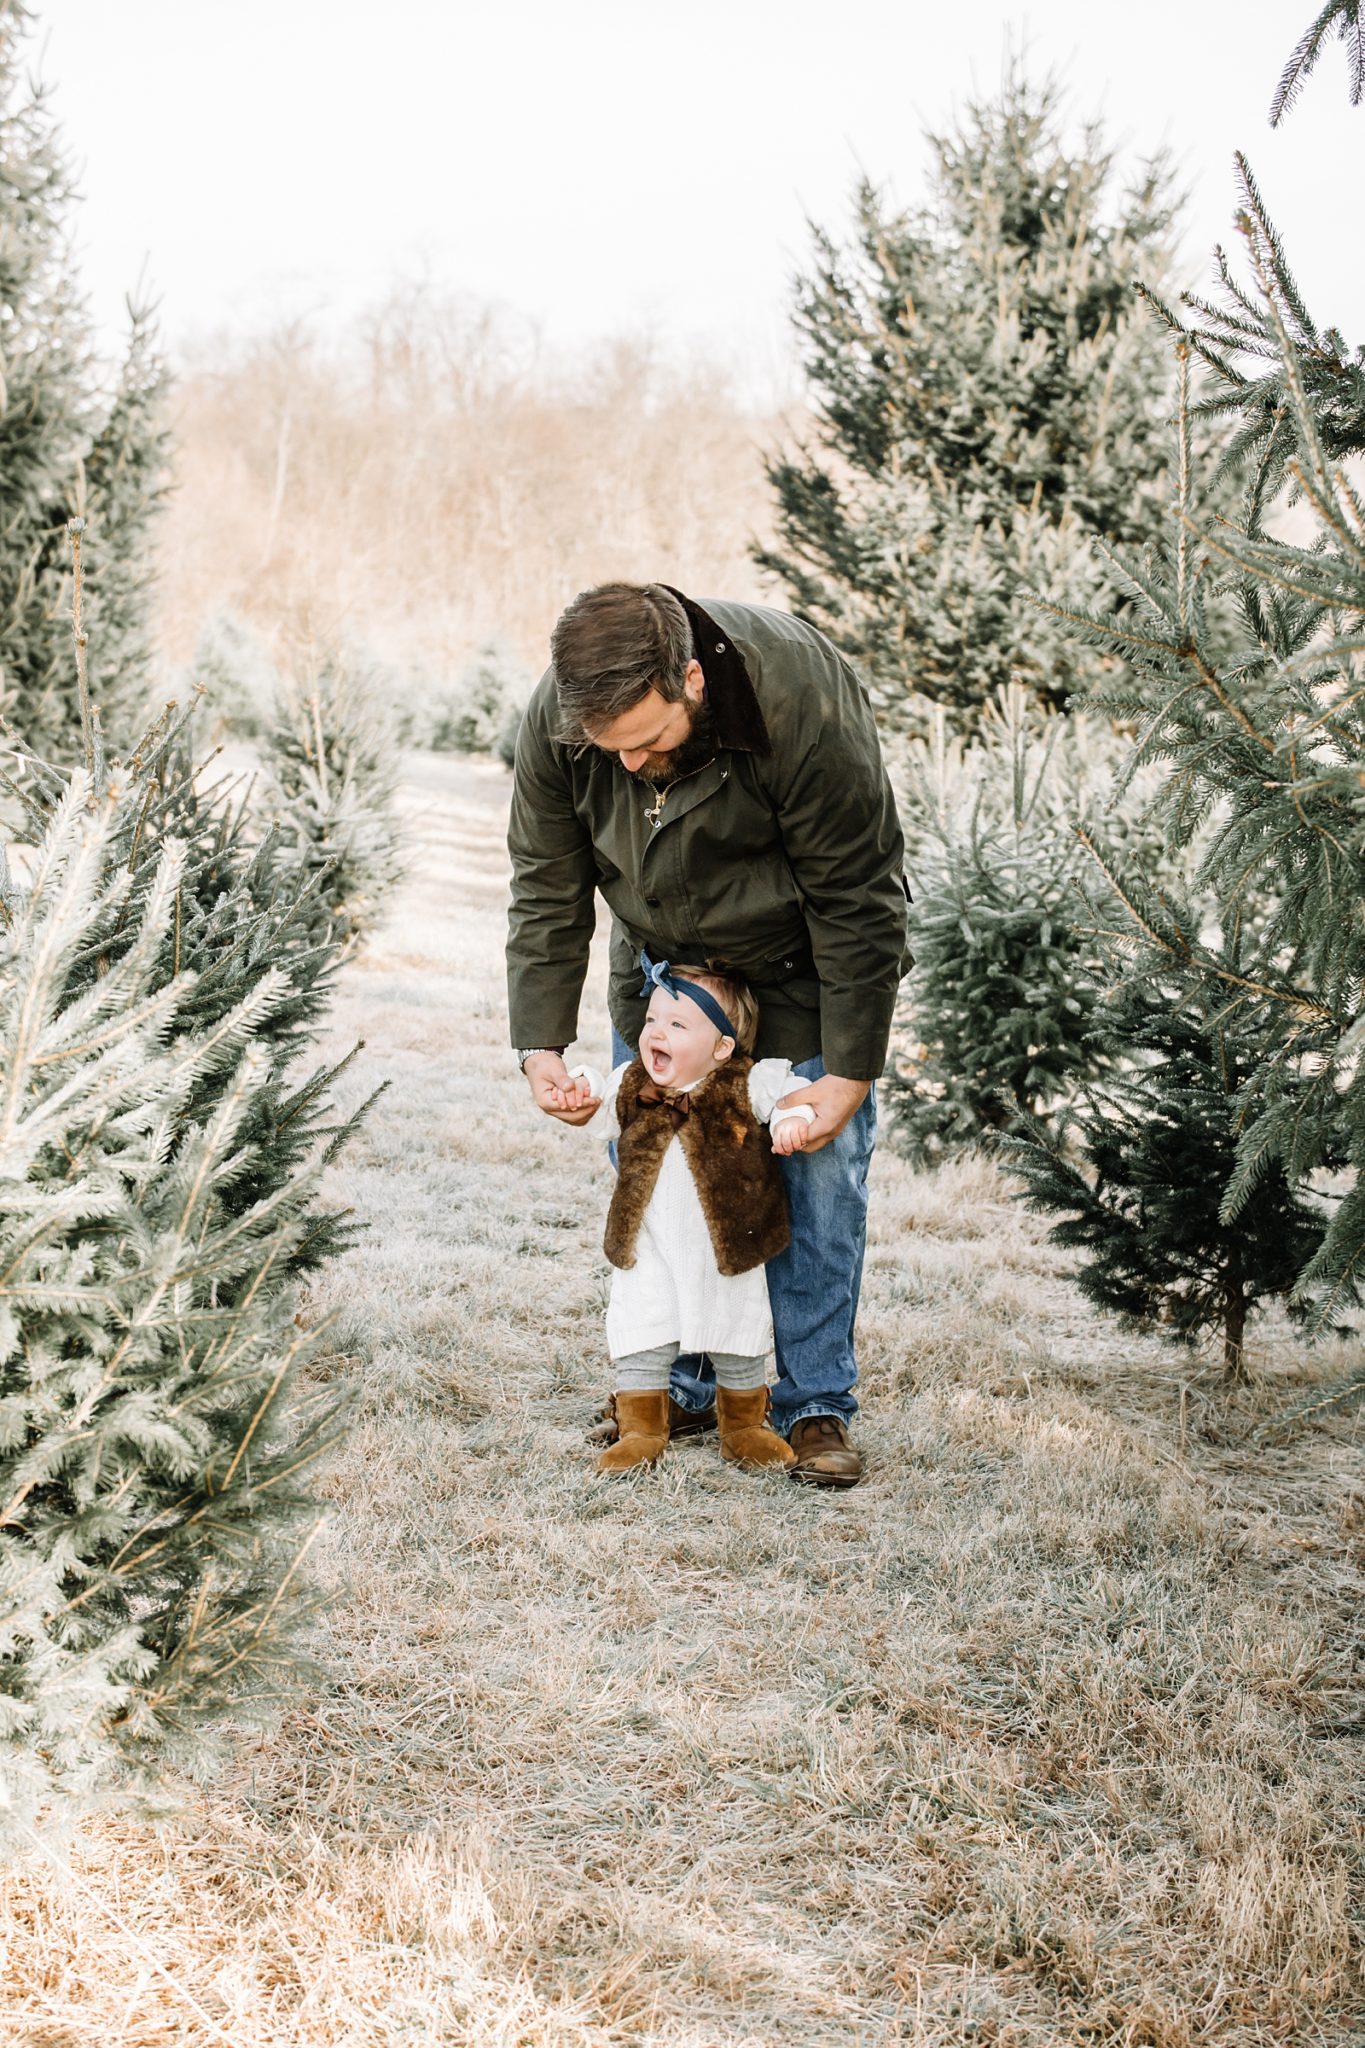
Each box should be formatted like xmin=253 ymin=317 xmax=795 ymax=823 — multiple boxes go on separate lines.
xmin=604 ymin=1056 xmax=790 ymax=1278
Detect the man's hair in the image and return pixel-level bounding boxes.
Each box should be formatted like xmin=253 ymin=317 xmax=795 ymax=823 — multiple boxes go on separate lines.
xmin=670 ymin=964 xmax=759 ymax=1054
xmin=551 ymin=582 xmax=694 ymax=742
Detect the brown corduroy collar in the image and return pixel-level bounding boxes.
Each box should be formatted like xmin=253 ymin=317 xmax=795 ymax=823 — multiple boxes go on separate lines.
xmin=661 ymin=587 xmax=773 ymax=757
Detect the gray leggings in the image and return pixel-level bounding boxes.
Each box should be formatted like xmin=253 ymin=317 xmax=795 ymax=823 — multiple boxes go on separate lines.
xmin=614 ymin=1343 xmax=767 ymax=1393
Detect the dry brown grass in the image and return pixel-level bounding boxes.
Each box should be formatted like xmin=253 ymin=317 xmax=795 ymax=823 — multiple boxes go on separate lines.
xmin=157 ymin=293 xmax=789 ymax=691
xmin=4 ymin=754 xmax=1362 ymax=2046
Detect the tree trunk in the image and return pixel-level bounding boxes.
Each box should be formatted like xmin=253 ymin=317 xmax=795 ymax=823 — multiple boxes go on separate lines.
xmin=1222 ymin=1281 xmax=1249 ymax=1385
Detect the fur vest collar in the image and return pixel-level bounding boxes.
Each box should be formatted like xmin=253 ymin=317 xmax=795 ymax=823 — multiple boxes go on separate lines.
xmin=604 ymin=1056 xmax=790 ymax=1278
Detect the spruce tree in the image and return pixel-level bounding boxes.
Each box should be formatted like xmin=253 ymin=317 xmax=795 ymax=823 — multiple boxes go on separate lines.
xmin=756 ymin=62 xmax=1186 ymax=733
xmin=1011 ymin=45 xmax=1365 ymax=1398
xmin=0 ymin=2 xmax=167 ymax=757
xmin=0 ymin=1 xmax=91 ymax=747
xmin=426 ymin=643 xmax=532 ymax=756
xmin=1004 ymin=970 xmax=1328 ymax=1381
xmin=889 ymin=689 xmax=1112 ymax=1156
xmin=188 ymin=609 xmax=280 ymax=740
xmin=76 ymin=300 xmax=172 ymax=740
xmin=0 ymin=529 xmax=377 ymax=1825
xmin=265 ymin=658 xmax=405 ymax=951
xmin=1271 ymin=2 xmax=1363 ymax=123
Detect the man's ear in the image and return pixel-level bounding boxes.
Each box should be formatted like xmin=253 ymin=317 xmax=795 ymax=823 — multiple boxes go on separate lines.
xmin=683 ymin=658 xmax=707 ymax=707
xmin=713 ymin=1035 xmax=736 ymax=1063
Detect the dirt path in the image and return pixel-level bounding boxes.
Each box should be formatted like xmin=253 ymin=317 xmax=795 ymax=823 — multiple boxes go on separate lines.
xmin=6 ymin=752 xmax=1361 ymax=2047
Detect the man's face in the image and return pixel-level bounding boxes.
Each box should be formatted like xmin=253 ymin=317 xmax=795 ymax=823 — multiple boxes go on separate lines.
xmin=587 ymin=661 xmax=710 ymax=783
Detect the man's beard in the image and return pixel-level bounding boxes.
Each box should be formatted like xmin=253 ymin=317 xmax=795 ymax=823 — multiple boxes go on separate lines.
xmin=631 ymin=699 xmax=717 ymax=790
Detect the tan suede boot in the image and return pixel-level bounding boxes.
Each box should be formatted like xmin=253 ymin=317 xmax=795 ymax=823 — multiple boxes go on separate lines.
xmin=586 ymin=1393 xmax=716 ymax=1447
xmin=595 ymin=1390 xmax=671 ymax=1474
xmin=716 ymin=1386 xmax=796 ymax=1470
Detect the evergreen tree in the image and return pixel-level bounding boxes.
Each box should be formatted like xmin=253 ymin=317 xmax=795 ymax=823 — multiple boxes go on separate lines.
xmin=1014 ymin=99 xmax=1365 ymax=1400
xmin=426 ymin=642 xmax=532 ymax=757
xmin=1271 ymin=2 xmax=1363 ymax=124
xmin=889 ymin=689 xmax=1112 ymax=1157
xmin=0 ymin=530 xmax=378 ymax=1824
xmin=0 ymin=2 xmax=168 ymax=757
xmin=0 ymin=1 xmax=92 ymax=748
xmin=77 ymin=300 xmax=172 ymax=740
xmin=1004 ymin=971 xmax=1328 ymax=1381
xmin=756 ymin=62 xmax=1186 ymax=732
xmin=187 ymin=608 xmax=281 ymax=741
xmin=265 ymin=657 xmax=405 ymax=952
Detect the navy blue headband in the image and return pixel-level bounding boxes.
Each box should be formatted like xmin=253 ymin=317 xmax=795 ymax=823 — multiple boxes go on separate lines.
xmin=639 ymin=949 xmax=738 ymax=1041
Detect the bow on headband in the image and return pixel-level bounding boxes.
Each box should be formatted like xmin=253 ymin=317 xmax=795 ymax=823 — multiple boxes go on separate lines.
xmin=639 ymin=949 xmax=738 ymax=1042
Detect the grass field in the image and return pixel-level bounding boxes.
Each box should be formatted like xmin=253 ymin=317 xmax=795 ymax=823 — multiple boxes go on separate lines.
xmin=4 ymin=752 xmax=1362 ymax=2047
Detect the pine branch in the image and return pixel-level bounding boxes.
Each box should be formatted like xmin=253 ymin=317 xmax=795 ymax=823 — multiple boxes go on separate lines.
xmin=1270 ymin=0 xmax=1365 ymax=125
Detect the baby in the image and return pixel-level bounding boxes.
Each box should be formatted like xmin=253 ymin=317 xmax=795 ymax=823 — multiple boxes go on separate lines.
xmin=556 ymin=953 xmax=815 ymax=1475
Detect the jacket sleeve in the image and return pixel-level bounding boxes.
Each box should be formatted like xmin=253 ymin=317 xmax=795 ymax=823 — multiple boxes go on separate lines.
xmin=505 ymin=674 xmax=598 ymax=1049
xmin=761 ymin=635 xmax=910 ymax=1081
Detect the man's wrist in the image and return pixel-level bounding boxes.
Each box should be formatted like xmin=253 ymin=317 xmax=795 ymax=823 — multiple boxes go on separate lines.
xmin=516 ymin=1045 xmax=567 ymax=1073
xmin=821 ymin=1067 xmax=877 ymax=1094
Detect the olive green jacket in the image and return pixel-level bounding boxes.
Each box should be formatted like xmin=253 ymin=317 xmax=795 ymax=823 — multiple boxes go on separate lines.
xmin=505 ymin=593 xmax=911 ymax=1081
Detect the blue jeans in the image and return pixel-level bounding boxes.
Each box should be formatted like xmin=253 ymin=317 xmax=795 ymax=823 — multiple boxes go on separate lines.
xmin=610 ymin=1031 xmax=877 ymax=1433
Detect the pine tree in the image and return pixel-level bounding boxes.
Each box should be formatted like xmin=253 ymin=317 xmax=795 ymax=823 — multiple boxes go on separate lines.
xmin=0 ymin=1 xmax=93 ymax=748
xmin=426 ymin=643 xmax=532 ymax=756
xmin=888 ymin=688 xmax=1113 ymax=1157
xmin=755 ymin=61 xmax=1187 ymax=733
xmin=264 ymin=657 xmax=405 ymax=952
xmin=0 ymin=529 xmax=379 ymax=1825
xmin=1012 ymin=76 xmax=1365 ymax=1400
xmin=1003 ymin=969 xmax=1328 ymax=1381
xmin=0 ymin=2 xmax=168 ymax=757
xmin=1271 ymin=2 xmax=1363 ymax=124
xmin=77 ymin=300 xmax=172 ymax=741
xmin=188 ymin=609 xmax=280 ymax=740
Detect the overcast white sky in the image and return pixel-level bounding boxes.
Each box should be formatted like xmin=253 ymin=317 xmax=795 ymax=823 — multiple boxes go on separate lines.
xmin=35 ymin=0 xmax=1365 ymax=401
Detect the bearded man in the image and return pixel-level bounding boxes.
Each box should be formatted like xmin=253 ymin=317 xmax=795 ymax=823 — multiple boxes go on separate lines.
xmin=506 ymin=582 xmax=910 ymax=1487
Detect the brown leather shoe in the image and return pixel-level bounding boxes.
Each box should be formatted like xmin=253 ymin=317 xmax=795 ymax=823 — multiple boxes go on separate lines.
xmin=787 ymin=1415 xmax=863 ymax=1489
xmin=586 ymin=1394 xmax=716 ymax=1448
xmin=716 ymin=1386 xmax=796 ymax=1470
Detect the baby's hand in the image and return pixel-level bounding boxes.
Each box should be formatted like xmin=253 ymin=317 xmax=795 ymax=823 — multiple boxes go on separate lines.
xmin=547 ymin=1072 xmax=600 ymax=1115
xmin=770 ymin=1101 xmax=816 ymax=1156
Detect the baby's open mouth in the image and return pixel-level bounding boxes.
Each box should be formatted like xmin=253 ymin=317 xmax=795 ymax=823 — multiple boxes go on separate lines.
xmin=647 ymin=1048 xmax=671 ymax=1077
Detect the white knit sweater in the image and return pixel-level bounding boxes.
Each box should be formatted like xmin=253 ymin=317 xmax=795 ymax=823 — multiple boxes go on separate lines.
xmin=572 ymin=1059 xmax=812 ymax=1361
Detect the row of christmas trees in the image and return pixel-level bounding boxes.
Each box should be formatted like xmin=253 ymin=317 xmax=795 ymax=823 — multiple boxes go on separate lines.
xmin=0 ymin=0 xmax=406 ymax=1827
xmin=3 ymin=0 xmax=1360 ymax=1818
xmin=758 ymin=12 xmax=1364 ymax=1391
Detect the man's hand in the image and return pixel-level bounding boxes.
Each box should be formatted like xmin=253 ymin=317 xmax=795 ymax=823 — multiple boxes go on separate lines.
xmin=524 ymin=1051 xmax=600 ymax=1125
xmin=773 ymin=1073 xmax=871 ymax=1153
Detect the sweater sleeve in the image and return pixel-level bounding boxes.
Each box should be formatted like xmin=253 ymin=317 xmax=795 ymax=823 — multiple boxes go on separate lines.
xmin=748 ymin=1058 xmax=816 ymax=1130
xmin=747 ymin=1057 xmax=798 ymax=1121
xmin=568 ymin=1061 xmax=632 ymax=1140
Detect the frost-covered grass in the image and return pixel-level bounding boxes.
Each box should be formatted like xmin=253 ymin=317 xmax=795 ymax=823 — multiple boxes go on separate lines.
xmin=4 ymin=754 xmax=1361 ymax=2046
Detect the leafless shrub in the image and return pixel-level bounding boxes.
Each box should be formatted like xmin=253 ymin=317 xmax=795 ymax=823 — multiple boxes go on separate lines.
xmin=159 ymin=289 xmax=789 ymax=718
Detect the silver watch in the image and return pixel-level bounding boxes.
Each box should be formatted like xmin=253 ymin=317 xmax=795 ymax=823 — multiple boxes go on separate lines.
xmin=516 ymin=1046 xmax=565 ymax=1072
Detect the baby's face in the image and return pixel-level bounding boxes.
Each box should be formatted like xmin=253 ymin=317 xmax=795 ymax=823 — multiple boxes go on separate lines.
xmin=639 ymin=987 xmax=734 ymax=1089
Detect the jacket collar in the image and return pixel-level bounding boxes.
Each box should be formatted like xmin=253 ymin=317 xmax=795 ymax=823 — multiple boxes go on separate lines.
xmin=661 ymin=587 xmax=772 ymax=756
